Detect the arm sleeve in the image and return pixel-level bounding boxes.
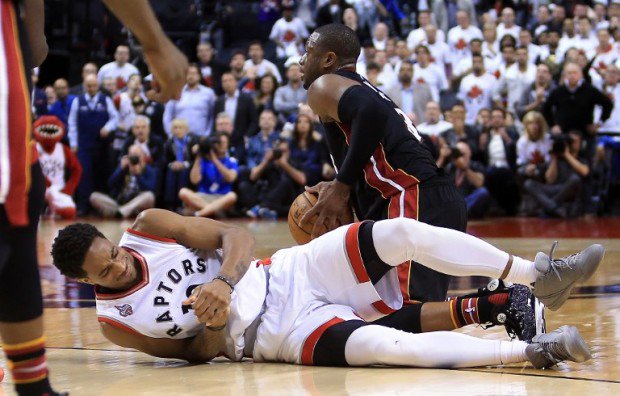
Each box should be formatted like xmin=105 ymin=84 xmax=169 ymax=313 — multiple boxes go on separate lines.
xmin=104 ymin=96 xmax=119 ymax=131
xmin=61 ymin=145 xmax=83 ymax=195
xmin=274 ymin=87 xmax=298 ymax=113
xmin=335 ymin=86 xmax=389 ymax=185
xmin=68 ymin=99 xmax=79 ymax=148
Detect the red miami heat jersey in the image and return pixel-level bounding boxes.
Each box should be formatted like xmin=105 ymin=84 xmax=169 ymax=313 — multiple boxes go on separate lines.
xmin=95 ymin=229 xmax=268 ymax=361
xmin=323 ymin=70 xmax=444 ymax=220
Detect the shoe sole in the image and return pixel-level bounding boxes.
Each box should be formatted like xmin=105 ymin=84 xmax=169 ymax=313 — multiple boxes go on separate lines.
xmin=579 ymin=244 xmax=605 ymax=283
xmin=559 ymin=325 xmax=592 ymax=363
xmin=533 ymin=296 xmax=546 ymax=339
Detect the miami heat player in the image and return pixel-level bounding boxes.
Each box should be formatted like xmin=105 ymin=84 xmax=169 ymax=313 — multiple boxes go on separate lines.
xmin=51 ymin=209 xmax=602 ymax=368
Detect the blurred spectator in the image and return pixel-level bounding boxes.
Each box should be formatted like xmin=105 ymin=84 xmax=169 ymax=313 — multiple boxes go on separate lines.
xmin=246 ymin=110 xmax=281 ymax=172
xmin=372 ymin=22 xmax=389 ymax=50
xmin=163 ymin=64 xmax=216 ymax=137
xmin=592 ymin=29 xmax=618 ymax=74
xmin=196 ymin=42 xmax=223 ymax=88
xmin=598 ymin=66 xmax=620 ymax=134
xmin=343 ymin=7 xmax=370 ymax=43
xmin=70 ymin=62 xmax=98 ymax=96
xmin=97 ymin=45 xmax=139 ymax=89
xmin=543 ymin=62 xmax=613 ymax=158
xmin=31 ymin=68 xmax=47 ymax=118
xmin=547 ymin=5 xmax=566 ymax=33
xmin=393 ymin=60 xmax=433 ymax=123
xmin=423 ymin=25 xmax=451 ymax=72
xmin=270 ymin=2 xmax=309 ymax=59
xmin=540 ymin=28 xmax=564 ymax=78
xmin=493 ymin=46 xmax=536 ymax=112
xmin=163 ymin=118 xmax=199 ymax=210
xmin=413 ymin=45 xmax=448 ymax=102
xmin=229 ymin=50 xmax=249 ymax=85
xmin=90 ymin=145 xmax=157 ymax=218
xmin=594 ymin=2 xmax=609 ymax=31
xmin=515 ymin=63 xmax=555 ymax=120
xmin=274 ymin=64 xmax=307 ymax=121
xmin=447 ymin=10 xmax=482 ymax=67
xmin=179 ymin=132 xmax=238 ymax=217
xmin=523 ymin=132 xmax=590 ymax=218
xmin=111 ymin=74 xmax=142 ymax=161
xmin=134 ymin=93 xmax=166 ymax=140
xmin=254 ymin=74 xmax=279 ymax=115
xmin=374 ymin=50 xmax=397 ymax=88
xmin=478 ymin=107 xmax=520 ymax=215
xmin=392 ymin=39 xmax=412 ymax=73
xmin=214 ymin=72 xmax=258 ymax=159
xmin=519 ymin=30 xmax=545 ymax=65
xmin=316 ymin=0 xmax=351 ymax=27
xmin=246 ymin=114 xmax=322 ymax=218
xmin=516 ymin=111 xmax=552 ymax=184
xmin=102 ymin=77 xmax=119 ymax=98
xmin=47 ymin=78 xmax=76 ymax=128
xmin=457 ymin=54 xmax=495 ymax=124
xmin=417 ymin=101 xmax=453 ymax=137
xmin=496 ymin=7 xmax=521 ymax=42
xmin=490 ymin=42 xmax=516 ymax=81
xmin=529 ymin=4 xmax=551 ymax=36
xmin=440 ymin=102 xmax=479 ymax=152
xmin=452 ymin=38 xmax=484 ymax=79
xmin=573 ymin=17 xmax=597 ymax=55
xmin=407 ymin=10 xmax=445 ymax=50
xmin=244 ymin=41 xmax=283 ymax=84
xmin=121 ymin=115 xmax=165 ymax=169
xmin=68 ymin=74 xmax=119 ymax=214
xmin=442 ymin=141 xmax=490 ymax=218
xmin=481 ymin=22 xmax=499 ymax=62
xmin=44 ymin=85 xmax=56 ymax=110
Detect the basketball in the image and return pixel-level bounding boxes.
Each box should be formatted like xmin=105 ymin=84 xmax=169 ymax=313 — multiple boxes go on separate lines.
xmin=288 ymin=191 xmax=354 ymax=244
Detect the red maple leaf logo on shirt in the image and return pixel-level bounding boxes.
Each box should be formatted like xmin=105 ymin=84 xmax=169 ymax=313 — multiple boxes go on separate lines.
xmin=493 ymin=70 xmax=501 ymax=79
xmin=283 ymin=30 xmax=296 ymax=43
xmin=530 ymin=150 xmax=544 ymax=165
xmin=599 ymin=62 xmax=608 ymax=70
xmin=456 ymin=38 xmax=467 ymax=50
xmin=417 ymin=78 xmax=426 ymax=84
xmin=468 ymin=85 xmax=483 ymax=98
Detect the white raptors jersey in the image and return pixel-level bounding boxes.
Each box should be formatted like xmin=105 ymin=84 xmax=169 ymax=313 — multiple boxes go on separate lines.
xmin=95 ymin=229 xmax=268 ymax=361
xmin=37 ymin=143 xmax=65 ymax=189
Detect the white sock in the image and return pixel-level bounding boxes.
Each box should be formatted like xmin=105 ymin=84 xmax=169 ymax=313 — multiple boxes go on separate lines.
xmin=503 ymin=255 xmax=538 ymax=286
xmin=344 ymin=325 xmax=529 ymax=368
xmin=371 ymin=218 xmax=510 ymax=279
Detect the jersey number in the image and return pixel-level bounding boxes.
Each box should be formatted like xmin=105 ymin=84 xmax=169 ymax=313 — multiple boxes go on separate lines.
xmin=363 ymin=81 xmax=422 ymax=141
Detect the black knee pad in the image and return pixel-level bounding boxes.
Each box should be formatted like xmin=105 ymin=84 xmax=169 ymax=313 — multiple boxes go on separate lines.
xmin=313 ymin=320 xmax=369 ymax=367
xmin=372 ymin=303 xmax=423 ymax=334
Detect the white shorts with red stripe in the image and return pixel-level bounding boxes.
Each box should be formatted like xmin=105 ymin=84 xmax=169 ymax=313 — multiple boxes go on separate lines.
xmin=252 ymin=222 xmax=403 ymax=365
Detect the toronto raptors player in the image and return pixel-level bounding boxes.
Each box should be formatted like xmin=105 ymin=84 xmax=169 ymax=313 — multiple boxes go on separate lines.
xmin=51 ymin=209 xmax=602 ymax=368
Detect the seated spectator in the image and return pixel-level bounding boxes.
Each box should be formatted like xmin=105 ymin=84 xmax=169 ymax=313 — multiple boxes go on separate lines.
xmin=254 ymin=74 xmax=279 ymax=115
xmin=178 ymin=132 xmax=238 ymax=217
xmin=478 ymin=107 xmax=520 ymax=215
xmin=516 ymin=111 xmax=552 ymax=183
xmin=47 ymin=78 xmax=76 ymax=128
xmin=523 ymin=132 xmax=590 ymax=218
xmin=244 ymin=41 xmax=282 ymax=84
xmin=121 ymin=115 xmax=165 ymax=170
xmin=269 ymin=2 xmax=308 ymax=59
xmin=417 ymin=101 xmax=453 ymax=137
xmin=274 ymin=64 xmax=306 ymax=122
xmin=246 ymin=114 xmax=322 ymax=219
xmin=392 ymin=60 xmax=432 ymax=123
xmin=457 ymin=54 xmax=495 ymax=125
xmin=97 ymin=45 xmax=139 ymax=89
xmin=440 ymin=103 xmax=479 ymax=153
xmin=89 ymin=145 xmax=157 ymax=218
xmin=515 ymin=63 xmax=555 ymax=120
xmin=163 ymin=64 xmax=216 ymax=137
xmin=444 ymin=141 xmax=491 ymax=218
xmin=474 ymin=108 xmax=491 ymax=134
xmin=70 ymin=62 xmax=98 ymax=96
xmin=163 ymin=118 xmax=199 ymax=210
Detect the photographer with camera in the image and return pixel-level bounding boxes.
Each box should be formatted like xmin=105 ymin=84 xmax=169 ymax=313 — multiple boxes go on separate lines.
xmin=178 ymin=132 xmax=239 ymax=217
xmin=522 ymin=131 xmax=590 ymax=218
xmin=443 ymin=141 xmax=491 ymax=218
xmin=89 ymin=145 xmax=157 ymax=218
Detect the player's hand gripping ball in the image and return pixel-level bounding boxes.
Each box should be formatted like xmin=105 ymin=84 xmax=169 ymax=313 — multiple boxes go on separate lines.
xmin=288 ymin=191 xmax=353 ymax=244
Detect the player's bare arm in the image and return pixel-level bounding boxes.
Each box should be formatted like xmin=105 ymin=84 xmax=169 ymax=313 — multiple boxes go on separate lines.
xmin=102 ymin=0 xmax=188 ymax=102
xmin=132 ymin=209 xmax=256 ymax=325
xmin=22 ymin=0 xmax=48 ymax=66
xmin=100 ymin=321 xmax=225 ymax=363
xmin=306 ymin=74 xmax=357 ymax=122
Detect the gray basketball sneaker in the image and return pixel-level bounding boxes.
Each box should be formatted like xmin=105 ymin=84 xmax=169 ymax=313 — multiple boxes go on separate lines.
xmin=533 ymin=242 xmax=605 ymax=311
xmin=525 ymin=325 xmax=591 ymax=369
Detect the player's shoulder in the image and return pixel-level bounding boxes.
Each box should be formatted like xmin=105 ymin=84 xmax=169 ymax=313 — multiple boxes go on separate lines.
xmin=309 ymin=74 xmax=360 ymax=97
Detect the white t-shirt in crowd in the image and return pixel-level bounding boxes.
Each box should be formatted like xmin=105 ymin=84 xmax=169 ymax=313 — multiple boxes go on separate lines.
xmin=457 ymin=72 xmax=495 ymax=124
xmin=407 ymin=27 xmax=446 ymax=50
xmin=424 ymin=40 xmax=452 ymax=68
xmin=447 ymin=25 xmax=483 ymax=65
xmin=270 ymin=17 xmax=309 ymax=58
xmin=97 ymin=62 xmax=140 ymax=85
xmin=496 ymin=23 xmax=521 ymax=43
xmin=243 ymin=59 xmax=283 ymax=83
xmin=598 ymin=84 xmax=620 ymax=133
xmin=413 ymin=63 xmax=448 ymax=102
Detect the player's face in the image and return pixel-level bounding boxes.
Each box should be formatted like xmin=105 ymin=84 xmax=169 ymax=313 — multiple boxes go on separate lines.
xmin=299 ymin=33 xmax=325 ymax=90
xmin=81 ymin=237 xmax=140 ymax=290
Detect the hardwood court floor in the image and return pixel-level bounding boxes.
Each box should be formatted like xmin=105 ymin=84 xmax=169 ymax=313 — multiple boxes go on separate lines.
xmin=1 ymin=217 xmax=619 ymax=395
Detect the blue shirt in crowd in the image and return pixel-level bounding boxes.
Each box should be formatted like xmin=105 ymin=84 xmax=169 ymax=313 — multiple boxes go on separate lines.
xmin=246 ymin=131 xmax=280 ymax=169
xmin=198 ymin=156 xmax=239 ymax=195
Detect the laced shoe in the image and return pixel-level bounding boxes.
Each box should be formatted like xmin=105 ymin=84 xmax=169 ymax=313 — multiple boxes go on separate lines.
xmin=525 ymin=325 xmax=591 ymax=369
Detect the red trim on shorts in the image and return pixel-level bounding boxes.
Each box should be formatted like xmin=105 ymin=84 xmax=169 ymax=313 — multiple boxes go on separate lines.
xmin=371 ymin=300 xmax=396 ymax=315
xmin=344 ymin=222 xmax=370 ymax=283
xmin=94 ymin=248 xmax=150 ymax=300
xmin=126 ymin=228 xmax=177 ymax=243
xmin=301 ymin=317 xmax=345 ymax=365
xmin=97 ymin=316 xmax=144 ymax=336
xmin=2 ymin=1 xmax=32 ymax=226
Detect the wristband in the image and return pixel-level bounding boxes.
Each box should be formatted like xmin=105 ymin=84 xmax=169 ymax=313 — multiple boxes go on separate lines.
xmin=214 ymin=275 xmax=234 ymax=293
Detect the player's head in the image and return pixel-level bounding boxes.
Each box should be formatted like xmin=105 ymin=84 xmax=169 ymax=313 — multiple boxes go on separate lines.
xmin=299 ymin=23 xmax=361 ymax=89
xmin=51 ymin=223 xmax=140 ymax=290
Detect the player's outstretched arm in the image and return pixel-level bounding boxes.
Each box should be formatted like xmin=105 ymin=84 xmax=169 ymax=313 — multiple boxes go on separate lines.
xmin=100 ymin=322 xmax=225 ymax=363
xmin=133 ymin=209 xmax=256 ymax=325
xmin=101 ymin=0 xmax=188 ymax=101
xmin=23 ymin=0 xmax=48 ymax=66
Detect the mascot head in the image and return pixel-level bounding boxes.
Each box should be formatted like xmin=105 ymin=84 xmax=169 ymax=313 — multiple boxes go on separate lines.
xmin=33 ymin=115 xmax=65 ymax=152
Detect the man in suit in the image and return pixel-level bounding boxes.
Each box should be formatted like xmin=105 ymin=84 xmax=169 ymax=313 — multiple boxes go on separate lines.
xmin=392 ymin=60 xmax=433 ymax=124
xmin=213 ymin=72 xmax=258 ymax=164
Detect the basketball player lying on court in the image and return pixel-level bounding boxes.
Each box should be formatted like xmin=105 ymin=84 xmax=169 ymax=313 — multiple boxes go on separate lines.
xmin=51 ymin=209 xmax=604 ymax=368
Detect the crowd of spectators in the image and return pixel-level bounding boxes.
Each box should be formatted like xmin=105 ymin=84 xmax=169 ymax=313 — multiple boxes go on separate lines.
xmin=34 ymin=0 xmax=620 ymax=220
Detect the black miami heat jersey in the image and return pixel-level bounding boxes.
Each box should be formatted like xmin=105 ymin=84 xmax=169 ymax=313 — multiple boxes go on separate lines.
xmin=323 ymin=70 xmax=444 ymax=220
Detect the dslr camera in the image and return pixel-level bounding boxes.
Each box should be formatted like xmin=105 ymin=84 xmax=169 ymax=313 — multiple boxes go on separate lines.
xmin=128 ymin=155 xmax=141 ymax=166
xmin=551 ymin=134 xmax=572 ymax=155
xmin=449 ymin=145 xmax=463 ymax=160
xmin=198 ymin=135 xmax=221 ymax=156
xmin=271 ymin=138 xmax=284 ymax=161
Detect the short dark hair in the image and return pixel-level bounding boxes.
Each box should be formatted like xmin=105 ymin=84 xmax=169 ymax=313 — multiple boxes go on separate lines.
xmin=366 ymin=62 xmax=381 ymax=72
xmin=313 ymin=24 xmax=361 ymax=64
xmin=51 ymin=223 xmax=105 ymax=278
